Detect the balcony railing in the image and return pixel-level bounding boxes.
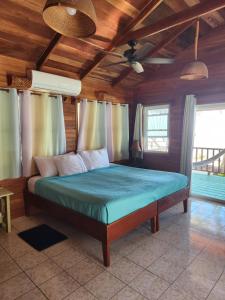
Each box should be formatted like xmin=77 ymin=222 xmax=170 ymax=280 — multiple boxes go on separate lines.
xmin=193 ymin=147 xmax=225 ymax=175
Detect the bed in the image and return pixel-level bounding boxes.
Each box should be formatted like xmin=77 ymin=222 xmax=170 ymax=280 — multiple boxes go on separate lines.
xmin=24 ymin=164 xmax=189 ymax=266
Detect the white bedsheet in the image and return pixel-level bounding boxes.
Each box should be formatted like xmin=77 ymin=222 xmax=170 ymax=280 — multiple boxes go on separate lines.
xmin=28 ymin=176 xmax=42 ymax=193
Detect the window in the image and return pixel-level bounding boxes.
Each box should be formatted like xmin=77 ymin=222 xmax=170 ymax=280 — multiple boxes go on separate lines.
xmin=144 ymin=104 xmax=169 ymax=152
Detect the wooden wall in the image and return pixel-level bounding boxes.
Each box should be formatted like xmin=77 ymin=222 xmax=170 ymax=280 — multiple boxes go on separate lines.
xmin=0 ymin=77 xmax=133 ymax=219
xmin=136 ymin=25 xmax=225 ymax=172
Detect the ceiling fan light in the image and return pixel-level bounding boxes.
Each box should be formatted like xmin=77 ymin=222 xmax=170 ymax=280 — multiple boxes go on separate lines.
xmin=131 ymin=61 xmax=144 ymax=74
xmin=43 ymin=0 xmax=97 ymax=38
xmin=180 ymin=61 xmax=208 ymax=80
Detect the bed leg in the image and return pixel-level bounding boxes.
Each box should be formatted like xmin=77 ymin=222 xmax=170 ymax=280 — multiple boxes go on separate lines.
xmin=24 ymin=197 xmax=31 ymax=217
xmin=151 ymin=216 xmax=159 ymax=233
xmin=183 ymin=198 xmax=188 ymax=213
xmin=102 ymin=240 xmax=110 ymax=267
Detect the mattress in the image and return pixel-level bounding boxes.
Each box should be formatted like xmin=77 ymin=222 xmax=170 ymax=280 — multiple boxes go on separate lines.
xmin=33 ymin=165 xmax=188 ymax=224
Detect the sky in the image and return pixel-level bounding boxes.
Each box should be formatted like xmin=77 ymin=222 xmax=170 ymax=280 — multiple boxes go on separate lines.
xmin=194 ymin=109 xmax=225 ymax=148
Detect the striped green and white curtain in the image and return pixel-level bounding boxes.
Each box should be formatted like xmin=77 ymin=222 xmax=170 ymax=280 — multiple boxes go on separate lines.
xmin=0 ymin=89 xmax=21 ymax=180
xmin=77 ymin=99 xmax=129 ymax=161
xmin=21 ymin=91 xmax=66 ymax=176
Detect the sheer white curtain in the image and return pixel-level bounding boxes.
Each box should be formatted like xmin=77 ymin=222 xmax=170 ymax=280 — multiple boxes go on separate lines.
xmin=180 ymin=95 xmax=197 ymax=182
xmin=21 ymin=91 xmax=66 ymax=176
xmin=0 ymin=89 xmax=21 ymax=180
xmin=132 ymin=103 xmax=144 ymax=159
xmin=77 ymin=99 xmax=129 ymax=161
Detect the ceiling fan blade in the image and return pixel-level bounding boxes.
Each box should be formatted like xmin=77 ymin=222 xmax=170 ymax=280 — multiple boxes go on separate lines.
xmin=102 ymin=60 xmax=128 ymax=67
xmin=135 ymin=42 xmax=155 ymax=60
xmin=143 ymin=57 xmax=175 ymax=64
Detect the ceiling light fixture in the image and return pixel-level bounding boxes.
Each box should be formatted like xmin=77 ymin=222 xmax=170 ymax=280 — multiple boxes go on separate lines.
xmin=131 ymin=61 xmax=144 ymax=74
xmin=180 ymin=20 xmax=208 ymax=80
xmin=43 ymin=0 xmax=97 ymax=38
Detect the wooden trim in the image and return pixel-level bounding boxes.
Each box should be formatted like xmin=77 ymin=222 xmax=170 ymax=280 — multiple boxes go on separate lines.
xmin=120 ymin=0 xmax=225 ymax=44
xmin=36 ymin=32 xmax=62 ymax=70
xmin=80 ymin=0 xmax=163 ymax=80
xmin=157 ymin=188 xmax=189 ymax=214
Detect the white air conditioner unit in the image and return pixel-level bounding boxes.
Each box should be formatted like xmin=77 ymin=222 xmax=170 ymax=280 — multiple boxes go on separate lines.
xmin=30 ymin=70 xmax=82 ymax=96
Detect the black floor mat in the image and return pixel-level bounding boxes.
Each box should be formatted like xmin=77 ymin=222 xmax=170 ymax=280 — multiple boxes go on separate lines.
xmin=18 ymin=224 xmax=68 ymax=251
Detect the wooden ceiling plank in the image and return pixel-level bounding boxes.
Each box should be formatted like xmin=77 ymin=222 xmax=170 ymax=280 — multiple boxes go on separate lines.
xmin=36 ymin=33 xmax=62 ymax=70
xmin=112 ymin=20 xmax=195 ymax=86
xmin=184 ymin=0 xmax=224 ymax=28
xmin=121 ymin=0 xmax=225 ymax=44
xmin=80 ymin=0 xmax=164 ymax=80
xmin=105 ymin=0 xmax=138 ymax=17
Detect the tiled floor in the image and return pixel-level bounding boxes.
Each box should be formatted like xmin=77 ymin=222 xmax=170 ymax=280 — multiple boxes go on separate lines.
xmin=0 ymin=197 xmax=225 ymax=300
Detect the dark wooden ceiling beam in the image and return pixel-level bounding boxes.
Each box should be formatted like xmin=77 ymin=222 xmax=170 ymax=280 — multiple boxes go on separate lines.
xmin=36 ymin=32 xmax=62 ymax=70
xmin=80 ymin=0 xmax=164 ymax=80
xmin=112 ymin=20 xmax=195 ymax=86
xmin=120 ymin=0 xmax=225 ymax=45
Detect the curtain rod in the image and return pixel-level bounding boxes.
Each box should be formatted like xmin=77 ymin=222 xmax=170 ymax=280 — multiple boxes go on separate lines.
xmin=80 ymin=99 xmax=128 ymax=107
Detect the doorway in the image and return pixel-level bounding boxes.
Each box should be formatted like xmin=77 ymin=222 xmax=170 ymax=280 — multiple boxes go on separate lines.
xmin=191 ymin=103 xmax=225 ymax=202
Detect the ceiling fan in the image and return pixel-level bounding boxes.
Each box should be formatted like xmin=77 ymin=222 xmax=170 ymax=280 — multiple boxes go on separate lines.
xmin=102 ymin=40 xmax=175 ymax=73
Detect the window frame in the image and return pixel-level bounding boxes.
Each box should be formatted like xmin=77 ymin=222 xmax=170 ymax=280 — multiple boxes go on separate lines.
xmin=143 ymin=104 xmax=170 ymax=154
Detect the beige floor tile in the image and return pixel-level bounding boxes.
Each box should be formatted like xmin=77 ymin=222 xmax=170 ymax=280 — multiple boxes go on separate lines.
xmin=159 ymin=286 xmax=197 ymax=300
xmin=52 ymin=247 xmax=87 ymax=269
xmin=0 ymin=260 xmax=21 ymax=283
xmin=187 ymin=256 xmax=224 ymax=282
xmin=67 ymin=257 xmax=104 ymax=285
xmin=17 ymin=288 xmax=47 ymax=300
xmin=12 ymin=216 xmax=42 ymax=232
xmin=0 ymin=247 xmax=12 ymax=265
xmin=40 ymin=271 xmax=79 ymax=300
xmin=148 ymin=257 xmax=185 ymax=283
xmin=111 ymin=286 xmax=146 ymax=300
xmin=127 ymin=245 xmax=161 ymax=268
xmin=129 ymin=270 xmax=169 ymax=300
xmin=25 ymin=259 xmax=62 ymax=285
xmin=0 ymin=273 xmax=35 ymax=300
xmin=207 ymin=272 xmax=225 ymax=300
xmin=85 ymin=271 xmax=125 ymax=300
xmin=173 ymin=270 xmax=215 ymax=299
xmin=160 ymin=246 xmax=197 ymax=268
xmin=64 ymin=287 xmax=96 ymax=300
xmin=15 ymin=251 xmax=48 ymax=270
xmin=108 ymin=257 xmax=144 ymax=283
xmin=43 ymin=240 xmax=75 ymax=257
xmin=0 ymin=234 xmax=34 ymax=258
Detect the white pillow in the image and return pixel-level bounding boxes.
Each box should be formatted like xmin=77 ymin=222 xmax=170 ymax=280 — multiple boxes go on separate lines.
xmin=54 ymin=154 xmax=87 ymax=176
xmin=79 ymin=148 xmax=110 ymax=171
xmin=34 ymin=152 xmax=74 ymax=177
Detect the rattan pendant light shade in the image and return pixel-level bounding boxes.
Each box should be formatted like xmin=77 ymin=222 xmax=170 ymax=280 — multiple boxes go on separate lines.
xmin=180 ymin=20 xmax=208 ymax=80
xmin=43 ymin=0 xmax=97 ymax=38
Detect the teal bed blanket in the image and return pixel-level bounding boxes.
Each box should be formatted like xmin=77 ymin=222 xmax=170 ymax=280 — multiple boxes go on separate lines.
xmin=35 ymin=165 xmax=188 ymax=224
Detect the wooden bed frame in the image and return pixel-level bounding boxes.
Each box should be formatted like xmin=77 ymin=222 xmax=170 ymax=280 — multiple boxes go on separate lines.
xmin=24 ymin=187 xmax=189 ymax=266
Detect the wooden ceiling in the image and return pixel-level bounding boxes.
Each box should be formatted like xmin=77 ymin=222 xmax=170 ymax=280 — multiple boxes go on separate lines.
xmin=1 ymin=0 xmax=225 ymax=89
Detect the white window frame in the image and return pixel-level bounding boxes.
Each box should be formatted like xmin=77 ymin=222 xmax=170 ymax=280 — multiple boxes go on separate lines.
xmin=143 ymin=104 xmax=170 ymax=153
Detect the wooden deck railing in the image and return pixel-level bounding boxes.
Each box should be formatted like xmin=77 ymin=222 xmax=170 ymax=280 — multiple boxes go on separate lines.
xmin=193 ymin=147 xmax=225 ymax=175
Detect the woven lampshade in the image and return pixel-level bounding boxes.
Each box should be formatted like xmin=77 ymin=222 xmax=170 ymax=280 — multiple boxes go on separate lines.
xmin=180 ymin=61 xmax=208 ymax=80
xmin=180 ymin=20 xmax=208 ymax=80
xmin=43 ymin=0 xmax=97 ymax=38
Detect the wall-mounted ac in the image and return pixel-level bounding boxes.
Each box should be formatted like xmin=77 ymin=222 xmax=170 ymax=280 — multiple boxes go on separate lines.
xmin=8 ymin=70 xmax=82 ymax=96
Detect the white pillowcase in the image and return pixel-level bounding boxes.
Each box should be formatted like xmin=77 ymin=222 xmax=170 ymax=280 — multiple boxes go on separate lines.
xmin=34 ymin=152 xmax=74 ymax=177
xmin=54 ymin=154 xmax=87 ymax=176
xmin=79 ymin=148 xmax=110 ymax=171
